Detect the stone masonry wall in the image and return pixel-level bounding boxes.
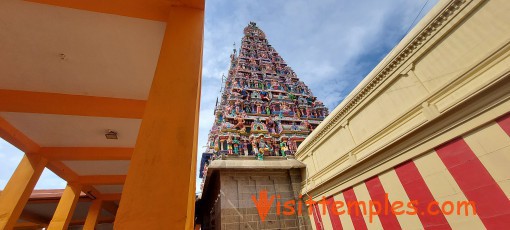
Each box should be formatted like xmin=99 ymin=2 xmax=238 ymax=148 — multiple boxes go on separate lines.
xmin=219 ymin=169 xmax=312 ymax=230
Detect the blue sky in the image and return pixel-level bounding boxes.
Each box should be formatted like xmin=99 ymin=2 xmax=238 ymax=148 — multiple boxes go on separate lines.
xmin=0 ymin=0 xmax=437 ymax=193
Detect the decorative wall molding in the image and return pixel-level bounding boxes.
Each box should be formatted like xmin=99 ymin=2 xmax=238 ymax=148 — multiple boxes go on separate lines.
xmin=300 ymin=38 xmax=510 ymax=190
xmin=296 ymin=0 xmax=470 ymax=158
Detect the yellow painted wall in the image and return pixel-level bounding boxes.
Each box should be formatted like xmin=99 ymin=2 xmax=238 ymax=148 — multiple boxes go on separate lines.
xmin=298 ymin=0 xmax=510 ymax=229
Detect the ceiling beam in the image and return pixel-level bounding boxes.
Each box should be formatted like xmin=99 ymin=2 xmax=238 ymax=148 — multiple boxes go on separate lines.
xmin=45 ymin=160 xmax=102 ymax=199
xmin=45 ymin=160 xmax=79 ymax=182
xmin=100 ymin=193 xmax=122 ymax=201
xmin=68 ymin=216 xmax=116 ymax=226
xmin=26 ymin=0 xmax=170 ymax=22
xmin=79 ymin=175 xmax=126 ymax=185
xmin=26 ymin=0 xmax=205 ymax=22
xmin=19 ymin=210 xmax=50 ymax=224
xmin=0 ymin=117 xmax=40 ymax=153
xmin=13 ymin=222 xmax=46 ymax=229
xmin=40 ymin=147 xmax=133 ymax=161
xmin=0 ymin=103 xmax=125 ymax=202
xmin=27 ymin=197 xmax=91 ymax=204
xmin=0 ymin=89 xmax=145 ymax=119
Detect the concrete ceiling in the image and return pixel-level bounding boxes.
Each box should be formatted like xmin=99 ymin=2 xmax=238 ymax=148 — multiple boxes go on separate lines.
xmin=0 ymin=0 xmax=200 ymax=227
xmin=94 ymin=185 xmax=124 ymax=194
xmin=63 ymin=160 xmax=130 ymax=175
xmin=0 ymin=112 xmax=141 ymax=147
xmin=0 ymin=0 xmax=165 ymax=100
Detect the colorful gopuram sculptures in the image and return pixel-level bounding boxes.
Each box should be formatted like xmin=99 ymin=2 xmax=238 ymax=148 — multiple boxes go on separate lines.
xmin=205 ymin=21 xmax=328 ymax=162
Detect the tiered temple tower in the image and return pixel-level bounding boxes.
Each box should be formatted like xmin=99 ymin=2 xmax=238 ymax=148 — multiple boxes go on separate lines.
xmin=197 ymin=22 xmax=327 ymax=230
xmin=201 ymin=22 xmax=327 ymax=174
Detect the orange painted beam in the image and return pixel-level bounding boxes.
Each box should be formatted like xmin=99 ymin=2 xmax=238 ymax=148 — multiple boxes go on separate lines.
xmin=27 ymin=197 xmax=91 ymax=205
xmin=45 ymin=161 xmax=79 ymax=182
xmin=20 ymin=210 xmax=50 ymax=224
xmin=26 ymin=0 xmax=170 ymax=21
xmin=27 ymin=0 xmax=204 ymax=22
xmin=0 ymin=154 xmax=47 ymax=230
xmin=0 ymin=117 xmax=40 ymax=153
xmin=79 ymin=175 xmax=126 ymax=185
xmin=45 ymin=160 xmax=101 ymax=200
xmin=40 ymin=147 xmax=133 ymax=161
xmin=115 ymin=4 xmax=204 ymax=229
xmin=69 ymin=216 xmax=116 ymax=226
xmin=26 ymin=0 xmax=204 ymax=22
xmin=100 ymin=193 xmax=122 ymax=201
xmin=0 ymin=89 xmax=146 ymax=119
xmin=13 ymin=222 xmax=46 ymax=229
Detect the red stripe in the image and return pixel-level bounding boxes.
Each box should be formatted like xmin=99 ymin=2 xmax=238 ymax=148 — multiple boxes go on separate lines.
xmin=312 ymin=203 xmax=324 ymax=230
xmin=365 ymin=177 xmax=402 ymax=230
xmin=496 ymin=113 xmax=510 ymax=136
xmin=326 ymin=197 xmax=343 ymax=230
xmin=435 ymin=138 xmax=510 ymax=229
xmin=394 ymin=161 xmax=451 ymax=229
xmin=343 ymin=188 xmax=368 ymax=230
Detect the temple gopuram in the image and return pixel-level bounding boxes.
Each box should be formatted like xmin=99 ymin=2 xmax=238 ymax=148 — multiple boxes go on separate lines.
xmin=203 ymin=22 xmax=327 ymax=166
xmin=197 ymin=22 xmax=327 ymax=229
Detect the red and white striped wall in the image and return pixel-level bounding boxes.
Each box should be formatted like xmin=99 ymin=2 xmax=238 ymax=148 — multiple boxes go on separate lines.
xmin=310 ymin=113 xmax=510 ymax=230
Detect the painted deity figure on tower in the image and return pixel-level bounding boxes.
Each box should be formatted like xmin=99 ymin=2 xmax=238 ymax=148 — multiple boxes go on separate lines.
xmin=233 ymin=114 xmax=245 ymax=132
xmin=202 ymin=22 xmax=327 ymax=165
xmin=227 ymin=135 xmax=233 ymax=155
xmin=233 ymin=137 xmax=240 ymax=155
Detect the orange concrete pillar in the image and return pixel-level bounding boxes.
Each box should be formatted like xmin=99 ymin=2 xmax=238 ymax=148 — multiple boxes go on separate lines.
xmin=83 ymin=199 xmax=103 ymax=230
xmin=114 ymin=4 xmax=204 ymax=230
xmin=47 ymin=183 xmax=82 ymax=230
xmin=0 ymin=153 xmax=47 ymax=230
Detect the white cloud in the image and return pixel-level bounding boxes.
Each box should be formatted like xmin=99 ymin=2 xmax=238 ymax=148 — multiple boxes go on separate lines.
xmin=196 ymin=0 xmax=438 ymax=192
xmin=0 ymin=0 xmax=437 ymax=193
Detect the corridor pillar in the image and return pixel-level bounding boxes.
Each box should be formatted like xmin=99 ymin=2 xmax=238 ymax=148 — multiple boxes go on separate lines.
xmin=0 ymin=154 xmax=47 ymax=230
xmin=114 ymin=3 xmax=205 ymax=230
xmin=83 ymin=199 xmax=103 ymax=230
xmin=47 ymin=183 xmax=82 ymax=230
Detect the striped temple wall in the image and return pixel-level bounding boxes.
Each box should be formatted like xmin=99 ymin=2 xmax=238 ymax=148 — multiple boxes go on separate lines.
xmin=295 ymin=0 xmax=510 ymax=229
xmin=309 ymin=114 xmax=510 ymax=229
